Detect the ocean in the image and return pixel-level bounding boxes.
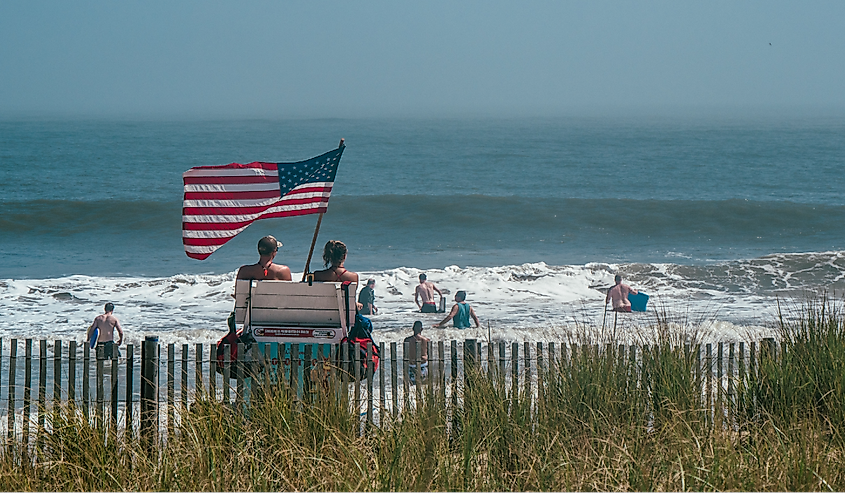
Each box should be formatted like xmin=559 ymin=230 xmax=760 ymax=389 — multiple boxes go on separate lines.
xmin=2 ymin=115 xmax=844 ymax=346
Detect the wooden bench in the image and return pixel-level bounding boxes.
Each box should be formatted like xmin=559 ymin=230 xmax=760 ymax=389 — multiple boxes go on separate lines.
xmin=234 ymin=280 xmax=357 ymax=345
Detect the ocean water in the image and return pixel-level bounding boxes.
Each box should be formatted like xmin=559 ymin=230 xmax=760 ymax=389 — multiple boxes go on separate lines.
xmin=1 ymin=115 xmax=844 ymax=346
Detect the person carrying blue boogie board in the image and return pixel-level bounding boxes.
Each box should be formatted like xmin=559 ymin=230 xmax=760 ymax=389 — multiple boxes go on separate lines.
xmin=605 ymin=275 xmax=643 ymax=313
xmin=87 ymin=302 xmax=124 ymax=359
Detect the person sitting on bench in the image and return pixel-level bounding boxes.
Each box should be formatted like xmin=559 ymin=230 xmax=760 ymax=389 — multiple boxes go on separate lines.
xmin=236 ymin=235 xmax=292 ymax=280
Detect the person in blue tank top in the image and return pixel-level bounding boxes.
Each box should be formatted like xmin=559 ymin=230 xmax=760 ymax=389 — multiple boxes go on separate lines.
xmin=433 ymin=290 xmax=480 ymax=329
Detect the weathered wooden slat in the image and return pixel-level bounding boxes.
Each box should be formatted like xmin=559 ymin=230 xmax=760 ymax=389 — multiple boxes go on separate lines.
xmin=263 ymin=344 xmax=272 ymax=401
xmin=379 ymin=342 xmax=385 ymax=422
xmin=415 ymin=340 xmax=423 ymax=404
xmin=82 ymin=342 xmax=89 ymax=419
xmin=23 ymin=340 xmax=32 ymax=445
xmin=438 ymin=341 xmax=446 ymax=403
xmin=291 ymin=343 xmax=300 ymax=401
xmin=126 ymin=345 xmax=134 ymax=433
xmin=402 ymin=340 xmax=410 ymax=411
xmin=236 ymin=343 xmax=245 ymax=409
xmin=110 ymin=348 xmax=119 ymax=427
xmin=427 ymin=341 xmax=435 ymax=399
xmin=95 ymin=343 xmax=104 ymax=429
xmin=499 ymin=341 xmax=506 ymax=377
xmin=537 ymin=342 xmax=544 ymax=411
xmin=717 ymin=342 xmax=724 ymax=424
xmin=366 ymin=342 xmax=374 ymax=431
xmin=167 ymin=344 xmax=175 ymax=433
xmin=181 ymin=344 xmax=189 ymax=410
xmin=39 ymin=340 xmax=47 ymax=433
xmin=68 ymin=341 xmax=76 ymax=405
xmin=195 ymin=343 xmax=203 ymax=395
xmin=353 ymin=342 xmax=361 ymax=414
xmin=242 ymin=307 xmax=344 ymax=326
xmin=390 ymin=342 xmax=398 ymax=418
xmin=304 ymin=345 xmax=313 ymax=403
xmin=524 ymin=342 xmax=531 ymax=401
xmin=209 ymin=343 xmax=217 ymax=400
xmin=705 ymin=343 xmax=713 ymax=426
xmin=511 ymin=342 xmax=519 ymax=396
xmin=222 ymin=344 xmax=231 ymax=404
xmin=53 ymin=340 xmax=62 ymax=405
xmin=7 ymin=339 xmax=17 ymax=440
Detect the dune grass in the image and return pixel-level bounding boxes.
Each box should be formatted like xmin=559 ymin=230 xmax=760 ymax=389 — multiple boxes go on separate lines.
xmin=1 ymin=299 xmax=843 ymax=491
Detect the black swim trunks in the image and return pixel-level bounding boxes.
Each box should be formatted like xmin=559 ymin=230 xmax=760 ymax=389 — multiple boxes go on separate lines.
xmin=420 ymin=303 xmax=437 ymax=313
xmin=97 ymin=341 xmax=121 ymax=359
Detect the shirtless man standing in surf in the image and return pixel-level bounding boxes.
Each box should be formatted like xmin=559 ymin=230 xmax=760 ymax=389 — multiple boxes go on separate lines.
xmin=87 ymin=302 xmax=124 ymax=359
xmin=415 ymin=273 xmax=444 ymax=313
xmin=605 ymin=274 xmax=639 ymax=312
xmin=236 ymin=235 xmax=292 ymax=280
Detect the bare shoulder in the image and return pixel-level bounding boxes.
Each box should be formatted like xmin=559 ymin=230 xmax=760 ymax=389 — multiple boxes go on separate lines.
xmin=236 ymin=264 xmax=258 ymax=279
xmin=271 ymin=264 xmax=292 ymax=280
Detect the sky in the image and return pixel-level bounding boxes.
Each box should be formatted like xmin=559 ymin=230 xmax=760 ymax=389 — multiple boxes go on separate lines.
xmin=1 ymin=1 xmax=844 ymax=118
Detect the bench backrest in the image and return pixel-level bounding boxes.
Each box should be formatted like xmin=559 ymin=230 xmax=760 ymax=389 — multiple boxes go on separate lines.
xmin=234 ymin=280 xmax=357 ymax=330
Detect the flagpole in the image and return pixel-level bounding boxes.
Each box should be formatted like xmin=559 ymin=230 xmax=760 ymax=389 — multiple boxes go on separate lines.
xmin=301 ymin=139 xmax=343 ymax=282
xmin=302 ymin=212 xmax=324 ymax=282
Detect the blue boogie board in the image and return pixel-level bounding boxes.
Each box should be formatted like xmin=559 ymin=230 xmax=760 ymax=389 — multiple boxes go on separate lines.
xmin=89 ymin=327 xmax=99 ymax=349
xmin=628 ymin=292 xmax=649 ymax=312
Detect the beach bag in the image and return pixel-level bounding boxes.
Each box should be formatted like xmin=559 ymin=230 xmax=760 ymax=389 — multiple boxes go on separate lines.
xmin=216 ymin=311 xmax=264 ymax=379
xmin=338 ymin=314 xmax=380 ymax=380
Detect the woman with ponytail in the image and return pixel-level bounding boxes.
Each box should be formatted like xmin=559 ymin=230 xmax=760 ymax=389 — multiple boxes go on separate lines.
xmin=312 ymin=240 xmax=359 ymax=283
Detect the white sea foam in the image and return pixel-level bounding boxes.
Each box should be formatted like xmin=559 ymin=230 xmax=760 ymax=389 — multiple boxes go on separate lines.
xmin=0 ymin=260 xmax=805 ymax=348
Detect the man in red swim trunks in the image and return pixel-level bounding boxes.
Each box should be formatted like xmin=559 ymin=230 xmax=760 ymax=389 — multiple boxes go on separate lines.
xmin=605 ymin=274 xmax=639 ymax=312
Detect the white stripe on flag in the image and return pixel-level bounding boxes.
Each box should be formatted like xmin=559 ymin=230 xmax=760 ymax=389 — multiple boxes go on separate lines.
xmin=182 ymin=200 xmax=329 ymax=224
xmin=183 ymin=183 xmax=280 ymax=193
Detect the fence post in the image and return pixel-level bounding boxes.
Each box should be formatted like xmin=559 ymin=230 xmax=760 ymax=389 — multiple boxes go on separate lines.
xmin=95 ymin=344 xmax=104 ymax=429
xmin=53 ymin=340 xmax=62 ymax=406
xmin=236 ymin=343 xmax=245 ymax=410
xmin=7 ymin=339 xmax=17 ymax=440
xmin=111 ymin=348 xmax=119 ymax=428
xmin=366 ymin=342 xmax=374 ymax=431
xmin=167 ymin=343 xmax=175 ymax=434
xmin=438 ymin=341 xmax=446 ymax=403
xmin=415 ymin=340 xmax=423 ymax=404
xmin=140 ymin=336 xmax=159 ymax=449
xmin=23 ymin=340 xmax=31 ymax=444
xmin=208 ymin=343 xmax=217 ymax=399
xmin=68 ymin=341 xmax=76 ymax=406
xmin=352 ymin=343 xmax=361 ymax=415
xmin=125 ymin=344 xmax=134 ymax=435
xmin=223 ymin=344 xmax=231 ymax=404
xmin=181 ymin=344 xmax=189 ymax=410
xmin=511 ymin=342 xmax=519 ymax=398
xmin=402 ymin=340 xmax=410 ymax=412
xmin=38 ymin=340 xmax=47 ymax=440
xmin=705 ymin=343 xmax=713 ymax=427
xmin=464 ymin=339 xmax=477 ymax=398
xmin=498 ymin=341 xmax=506 ymax=379
xmin=390 ymin=342 xmax=398 ymax=419
xmin=450 ymin=340 xmax=458 ymax=435
xmin=728 ymin=342 xmax=735 ymax=425
xmin=195 ymin=343 xmax=203 ymax=395
xmin=379 ymin=342 xmax=386 ymax=424
xmin=537 ymin=342 xmax=544 ymax=413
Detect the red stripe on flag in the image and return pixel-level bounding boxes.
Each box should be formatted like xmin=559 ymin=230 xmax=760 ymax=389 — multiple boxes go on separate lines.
xmin=183 ymin=190 xmax=282 ymax=200
xmin=183 ymin=175 xmax=279 ymax=185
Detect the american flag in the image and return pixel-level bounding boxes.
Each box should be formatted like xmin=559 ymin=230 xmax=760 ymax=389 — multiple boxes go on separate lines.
xmin=182 ymin=144 xmax=345 ymax=260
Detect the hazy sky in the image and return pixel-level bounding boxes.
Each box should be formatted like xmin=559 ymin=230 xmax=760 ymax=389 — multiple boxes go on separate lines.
xmin=1 ymin=1 xmax=843 ymax=118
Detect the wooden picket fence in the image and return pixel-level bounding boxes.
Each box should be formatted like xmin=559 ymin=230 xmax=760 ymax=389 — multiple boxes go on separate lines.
xmin=0 ymin=336 xmax=780 ymax=441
